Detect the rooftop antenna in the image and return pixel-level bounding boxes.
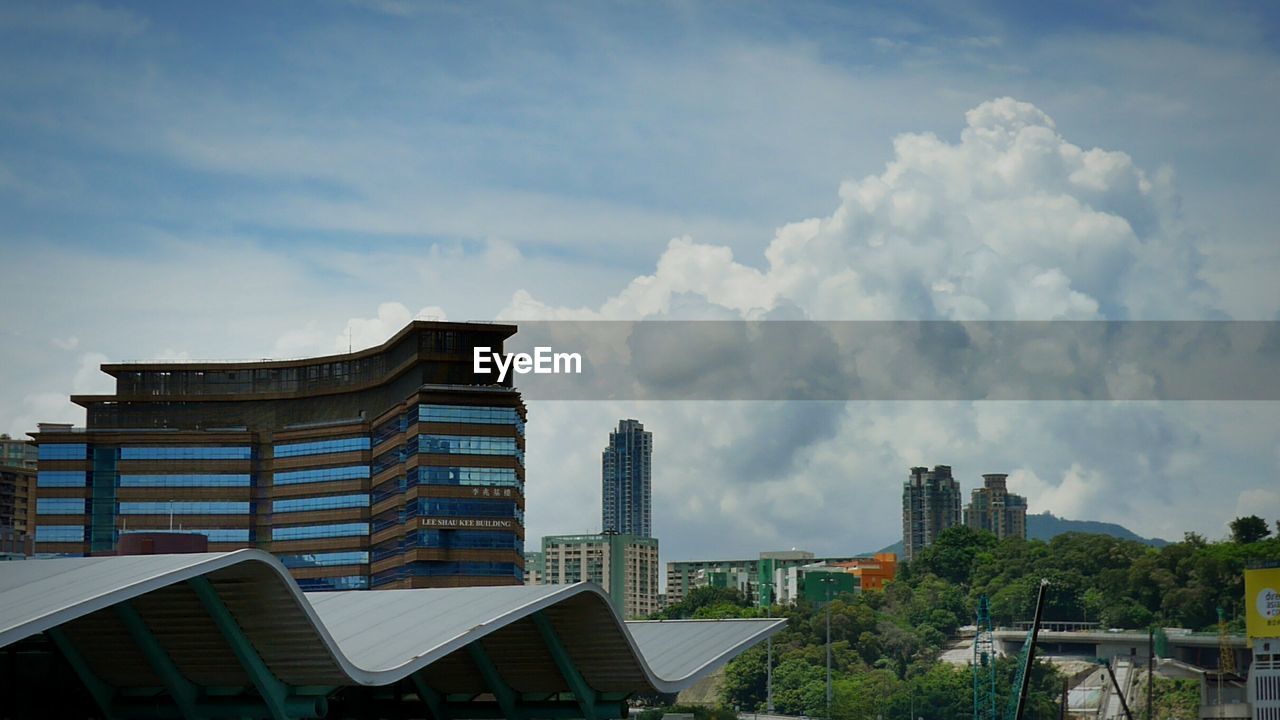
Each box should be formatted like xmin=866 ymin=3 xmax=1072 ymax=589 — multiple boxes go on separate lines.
xmin=348 ymin=326 xmax=352 ymax=354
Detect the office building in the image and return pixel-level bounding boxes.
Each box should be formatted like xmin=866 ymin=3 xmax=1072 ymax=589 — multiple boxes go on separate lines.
xmin=0 ymin=434 xmax=36 ymax=469
xmin=602 ymin=419 xmax=652 ymax=538
xmin=29 ymin=321 xmax=526 ymax=590
xmin=964 ymin=473 xmax=1027 ymax=540
xmin=901 ymin=465 xmax=962 ymax=562
xmin=667 ymin=549 xmax=896 ymax=608
xmin=537 ymin=533 xmax=660 ymax=619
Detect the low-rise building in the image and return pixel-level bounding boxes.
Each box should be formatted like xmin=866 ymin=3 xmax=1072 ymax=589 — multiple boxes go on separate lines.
xmin=668 ymin=549 xmax=896 ymax=608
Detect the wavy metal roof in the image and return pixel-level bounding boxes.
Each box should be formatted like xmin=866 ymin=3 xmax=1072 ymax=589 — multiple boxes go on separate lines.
xmin=0 ymin=550 xmax=784 ymax=698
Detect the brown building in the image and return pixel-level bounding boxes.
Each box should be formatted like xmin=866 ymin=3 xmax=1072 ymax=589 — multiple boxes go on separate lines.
xmin=964 ymin=472 xmax=1027 ymax=540
xmin=29 ymin=321 xmax=526 ymax=590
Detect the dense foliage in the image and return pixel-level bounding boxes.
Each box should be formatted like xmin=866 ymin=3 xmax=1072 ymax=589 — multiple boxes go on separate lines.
xmin=652 ymin=519 xmax=1280 ymax=720
xmin=907 ymin=524 xmax=1280 ymax=630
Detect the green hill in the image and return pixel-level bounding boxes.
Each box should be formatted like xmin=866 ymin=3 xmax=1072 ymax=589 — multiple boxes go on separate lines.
xmin=875 ymin=511 xmax=1168 ymax=556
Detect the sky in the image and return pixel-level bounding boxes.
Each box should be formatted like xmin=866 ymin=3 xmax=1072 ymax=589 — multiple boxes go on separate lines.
xmin=2 ymin=1 xmax=1279 ymax=564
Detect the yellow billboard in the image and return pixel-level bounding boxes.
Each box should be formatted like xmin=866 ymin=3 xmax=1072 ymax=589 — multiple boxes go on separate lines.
xmin=1246 ymin=567 xmax=1280 ymax=640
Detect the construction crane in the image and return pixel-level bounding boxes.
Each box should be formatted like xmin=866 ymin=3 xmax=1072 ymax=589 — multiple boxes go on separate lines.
xmin=1003 ymin=579 xmax=1050 ymax=720
xmin=973 ymin=596 xmax=998 ymax=720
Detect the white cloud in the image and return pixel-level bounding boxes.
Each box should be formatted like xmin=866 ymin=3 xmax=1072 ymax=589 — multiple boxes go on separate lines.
xmin=337 ymin=303 xmax=449 ymax=354
xmin=502 ymin=98 xmax=1209 ymax=323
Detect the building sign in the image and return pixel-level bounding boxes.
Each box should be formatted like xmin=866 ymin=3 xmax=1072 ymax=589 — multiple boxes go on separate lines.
xmin=419 ymin=517 xmax=515 ymax=529
xmin=1246 ymin=567 xmax=1280 ymax=640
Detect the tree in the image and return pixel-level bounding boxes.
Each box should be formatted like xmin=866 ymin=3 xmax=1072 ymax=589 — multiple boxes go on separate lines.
xmin=1229 ymin=515 xmax=1271 ymax=544
xmin=909 ymin=526 xmax=999 ymax=586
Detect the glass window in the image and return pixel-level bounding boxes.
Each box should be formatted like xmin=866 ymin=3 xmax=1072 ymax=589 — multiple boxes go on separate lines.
xmin=279 ymin=551 xmax=370 ymax=568
xmin=417 ymin=435 xmax=522 ymax=462
xmin=37 ymin=471 xmax=87 ymax=487
xmin=37 ymin=498 xmax=85 ymax=515
xmin=35 ymin=525 xmax=85 ymax=542
xmin=415 ymin=529 xmax=518 ymax=550
xmin=272 ymin=523 xmax=369 ymax=541
xmin=38 ymin=444 xmax=87 ymax=460
xmin=119 ymin=501 xmax=250 ymax=515
xmin=418 ymin=498 xmax=518 ymax=518
xmin=120 ymin=446 xmax=252 ymax=460
xmin=119 ymin=528 xmax=250 ymax=543
xmin=296 ymin=575 xmax=368 ymax=591
xmin=401 ymin=561 xmax=521 ymax=578
xmin=274 ymin=465 xmax=369 ymax=486
xmin=272 ymin=494 xmax=369 ymax=513
xmin=273 ymin=437 xmax=370 ymax=458
xmin=413 ymin=466 xmax=520 ymax=488
xmin=120 ymin=474 xmax=251 ymax=487
xmin=419 ymin=405 xmax=524 ymax=434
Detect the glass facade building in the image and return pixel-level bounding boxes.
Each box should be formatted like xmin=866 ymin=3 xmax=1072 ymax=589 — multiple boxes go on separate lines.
xmin=601 ymin=419 xmax=652 ymax=538
xmin=30 ymin=321 xmax=526 ymax=590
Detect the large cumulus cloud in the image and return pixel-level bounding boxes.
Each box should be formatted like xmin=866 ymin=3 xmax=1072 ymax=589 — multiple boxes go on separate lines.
xmin=503 ymin=98 xmax=1209 ymax=323
xmin=503 ymin=99 xmax=1277 ymax=562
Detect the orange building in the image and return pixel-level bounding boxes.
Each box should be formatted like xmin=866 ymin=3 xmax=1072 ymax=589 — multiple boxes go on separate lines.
xmin=833 ymin=552 xmax=898 ymax=591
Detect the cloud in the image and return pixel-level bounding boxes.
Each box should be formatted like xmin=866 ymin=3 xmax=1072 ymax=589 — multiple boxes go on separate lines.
xmin=502 ymin=98 xmax=1210 ymax=323
xmin=339 ymin=303 xmax=449 ymax=354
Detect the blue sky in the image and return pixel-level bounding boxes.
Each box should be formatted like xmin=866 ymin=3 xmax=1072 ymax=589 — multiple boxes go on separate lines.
xmin=2 ymin=1 xmax=1279 ymax=559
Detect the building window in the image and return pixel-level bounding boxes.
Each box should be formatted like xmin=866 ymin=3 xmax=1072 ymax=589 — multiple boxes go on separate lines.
xmin=37 ymin=471 xmax=87 ymax=487
xmin=120 ymin=474 xmax=251 ymax=487
xmin=417 ymin=435 xmax=522 ymax=462
xmin=419 ymin=405 xmax=524 ymax=434
xmin=35 ymin=525 xmax=85 ymax=542
xmin=271 ymin=523 xmax=369 ymax=541
xmin=296 ymin=575 xmax=369 ymax=591
xmin=119 ymin=502 xmax=250 ymax=515
xmin=272 ymin=494 xmax=369 ymax=513
xmin=273 ymin=437 xmax=371 ymax=458
xmin=412 ymin=466 xmax=520 ymax=488
xmin=415 ymin=530 xmax=518 ymax=550
xmin=274 ymin=465 xmax=369 ymax=486
xmin=120 ymin=528 xmax=250 ymax=543
xmin=36 ymin=498 xmax=85 ymax=515
xmin=279 ymin=551 xmax=370 ymax=568
xmin=120 ymin=446 xmax=252 ymax=460
xmin=38 ymin=444 xmax=87 ymax=460
xmin=418 ymin=498 xmax=519 ymax=518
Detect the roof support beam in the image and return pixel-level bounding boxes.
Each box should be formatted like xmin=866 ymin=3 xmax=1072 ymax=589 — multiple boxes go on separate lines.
xmin=188 ymin=577 xmax=300 ymax=720
xmin=115 ymin=601 xmax=201 ymax=720
xmin=532 ymin=612 xmax=599 ymax=720
xmin=468 ymin=641 xmax=522 ymax=720
xmin=45 ymin=627 xmax=118 ymax=720
xmin=411 ymin=671 xmax=448 ymax=720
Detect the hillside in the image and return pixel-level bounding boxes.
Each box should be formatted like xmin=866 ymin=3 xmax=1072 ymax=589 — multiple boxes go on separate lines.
xmin=875 ymin=512 xmax=1168 ymax=556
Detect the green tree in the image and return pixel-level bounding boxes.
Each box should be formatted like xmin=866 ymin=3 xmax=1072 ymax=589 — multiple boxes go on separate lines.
xmin=1229 ymin=515 xmax=1271 ymax=544
xmin=910 ymin=526 xmax=999 ymax=586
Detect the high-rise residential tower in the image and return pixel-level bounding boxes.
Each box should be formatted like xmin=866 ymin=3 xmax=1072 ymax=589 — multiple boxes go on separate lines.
xmin=901 ymin=465 xmax=962 ymax=562
xmin=601 ymin=419 xmax=652 ymax=538
xmin=29 ymin=321 xmax=527 ymax=590
xmin=964 ymin=473 xmax=1028 ymax=540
